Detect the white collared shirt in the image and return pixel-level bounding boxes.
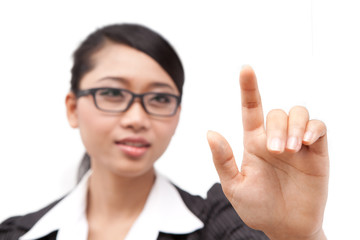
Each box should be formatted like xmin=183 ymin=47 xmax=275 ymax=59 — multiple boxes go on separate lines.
xmin=20 ymin=171 xmax=204 ymax=240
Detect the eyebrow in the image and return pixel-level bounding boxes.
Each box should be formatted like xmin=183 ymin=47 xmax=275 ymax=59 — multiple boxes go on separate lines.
xmin=98 ymin=76 xmax=127 ymax=84
xmin=98 ymin=76 xmax=176 ymax=91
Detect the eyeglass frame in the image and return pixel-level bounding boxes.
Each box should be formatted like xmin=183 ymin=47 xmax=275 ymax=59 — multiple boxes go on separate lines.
xmin=75 ymin=87 xmax=182 ymax=117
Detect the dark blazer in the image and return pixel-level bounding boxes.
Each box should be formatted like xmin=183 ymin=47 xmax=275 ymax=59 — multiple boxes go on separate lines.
xmin=0 ymin=184 xmax=269 ymax=240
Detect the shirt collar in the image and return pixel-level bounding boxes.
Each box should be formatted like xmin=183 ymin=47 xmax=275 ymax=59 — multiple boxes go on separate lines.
xmin=20 ymin=171 xmax=204 ymax=240
xmin=20 ymin=171 xmax=90 ymax=240
xmin=125 ymin=173 xmax=204 ymax=239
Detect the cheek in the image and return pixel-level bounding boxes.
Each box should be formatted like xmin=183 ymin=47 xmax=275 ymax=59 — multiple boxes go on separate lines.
xmin=76 ymin=101 xmax=116 ymax=152
xmin=152 ymin=116 xmax=179 ymax=155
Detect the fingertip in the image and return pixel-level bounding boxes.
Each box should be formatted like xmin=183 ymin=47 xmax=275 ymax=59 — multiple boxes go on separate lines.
xmin=206 ymin=131 xmax=238 ymax=186
xmin=207 ymin=130 xmax=225 ymax=149
xmin=206 ymin=130 xmax=233 ymax=157
xmin=240 ymin=65 xmax=255 ymax=79
xmin=241 ymin=64 xmax=253 ymax=70
xmin=206 ymin=130 xmax=216 ymax=139
xmin=240 ymin=65 xmax=258 ymax=92
xmin=302 ymin=131 xmax=314 ymax=145
xmin=267 ymin=137 xmax=285 ymax=154
xmin=206 ymin=130 xmax=218 ymax=146
xmin=285 ymin=136 xmax=302 ymax=153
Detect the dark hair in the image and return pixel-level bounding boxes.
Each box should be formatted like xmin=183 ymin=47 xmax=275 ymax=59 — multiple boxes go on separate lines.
xmin=71 ymin=23 xmax=184 ymax=95
xmin=74 ymin=23 xmax=185 ymax=182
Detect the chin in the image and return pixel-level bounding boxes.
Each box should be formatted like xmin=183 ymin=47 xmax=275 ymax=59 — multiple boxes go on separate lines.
xmin=107 ymin=160 xmax=156 ymax=179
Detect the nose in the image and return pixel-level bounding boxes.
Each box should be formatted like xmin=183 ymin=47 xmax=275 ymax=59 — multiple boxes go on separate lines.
xmin=119 ymin=99 xmax=150 ymax=132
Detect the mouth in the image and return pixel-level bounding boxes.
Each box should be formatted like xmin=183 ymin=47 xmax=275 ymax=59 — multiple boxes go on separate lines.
xmin=115 ymin=138 xmax=151 ymax=158
xmin=116 ymin=141 xmax=150 ymax=147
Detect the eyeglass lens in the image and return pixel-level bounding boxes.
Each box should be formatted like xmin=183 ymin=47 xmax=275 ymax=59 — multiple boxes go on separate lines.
xmin=94 ymin=88 xmax=179 ymax=116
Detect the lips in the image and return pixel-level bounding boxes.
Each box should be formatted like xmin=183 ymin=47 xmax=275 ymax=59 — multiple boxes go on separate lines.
xmin=115 ymin=138 xmax=151 ymax=158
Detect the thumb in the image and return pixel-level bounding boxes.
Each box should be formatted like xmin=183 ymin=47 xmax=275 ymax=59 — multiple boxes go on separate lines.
xmin=207 ymin=130 xmax=240 ymax=187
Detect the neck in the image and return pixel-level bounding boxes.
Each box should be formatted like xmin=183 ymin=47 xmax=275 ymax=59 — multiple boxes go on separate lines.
xmin=86 ymin=167 xmax=155 ymax=220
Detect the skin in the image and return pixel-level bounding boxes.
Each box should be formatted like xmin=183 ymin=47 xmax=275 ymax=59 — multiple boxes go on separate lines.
xmin=65 ymin=42 xmax=181 ymax=239
xmin=66 ymin=41 xmax=328 ymax=239
xmin=207 ymin=66 xmax=328 ymax=240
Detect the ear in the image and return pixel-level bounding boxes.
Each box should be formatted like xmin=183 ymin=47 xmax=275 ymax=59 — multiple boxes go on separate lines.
xmin=65 ymin=92 xmax=79 ymax=128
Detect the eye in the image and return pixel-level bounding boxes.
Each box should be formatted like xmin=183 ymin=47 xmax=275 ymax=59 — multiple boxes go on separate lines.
xmin=98 ymin=88 xmax=124 ymax=97
xmin=96 ymin=88 xmax=129 ymax=104
xmin=150 ymin=94 xmax=172 ymax=104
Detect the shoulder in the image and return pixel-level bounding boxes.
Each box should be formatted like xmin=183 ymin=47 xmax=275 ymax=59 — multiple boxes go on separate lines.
xmin=0 ymin=198 xmax=62 ymax=240
xmin=174 ymin=183 xmax=269 ymax=240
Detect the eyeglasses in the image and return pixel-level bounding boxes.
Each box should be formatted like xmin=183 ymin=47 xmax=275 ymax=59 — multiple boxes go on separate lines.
xmin=76 ymin=88 xmax=181 ymax=117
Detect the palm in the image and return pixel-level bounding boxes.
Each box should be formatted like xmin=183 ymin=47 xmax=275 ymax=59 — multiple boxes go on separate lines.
xmin=207 ymin=66 xmax=329 ymax=240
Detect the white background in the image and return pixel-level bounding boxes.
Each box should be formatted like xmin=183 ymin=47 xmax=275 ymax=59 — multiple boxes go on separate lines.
xmin=0 ymin=1 xmax=359 ymax=239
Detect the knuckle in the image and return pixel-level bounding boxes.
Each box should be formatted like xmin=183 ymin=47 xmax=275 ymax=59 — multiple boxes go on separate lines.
xmin=314 ymin=119 xmax=327 ymax=132
xmin=242 ymin=101 xmax=261 ymax=109
xmin=289 ymin=125 xmax=306 ymax=134
xmin=308 ymin=119 xmax=327 ymax=137
xmin=266 ymin=109 xmax=288 ymax=128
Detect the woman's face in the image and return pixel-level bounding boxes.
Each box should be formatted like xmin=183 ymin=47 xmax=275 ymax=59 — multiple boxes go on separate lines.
xmin=66 ymin=42 xmax=181 ymax=178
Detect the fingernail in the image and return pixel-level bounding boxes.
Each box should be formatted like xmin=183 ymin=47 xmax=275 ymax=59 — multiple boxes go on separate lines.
xmin=287 ymin=137 xmax=299 ymax=150
xmin=269 ymin=138 xmax=283 ymax=152
xmin=303 ymin=131 xmax=313 ymax=143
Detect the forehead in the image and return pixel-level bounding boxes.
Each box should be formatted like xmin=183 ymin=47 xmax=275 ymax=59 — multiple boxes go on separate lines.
xmin=80 ymin=42 xmax=178 ymax=93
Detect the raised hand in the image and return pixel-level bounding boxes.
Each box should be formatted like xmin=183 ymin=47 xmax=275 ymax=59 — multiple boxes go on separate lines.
xmin=207 ymin=66 xmax=329 ymax=240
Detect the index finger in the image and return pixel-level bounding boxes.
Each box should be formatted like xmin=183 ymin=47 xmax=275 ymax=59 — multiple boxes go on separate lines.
xmin=240 ymin=65 xmax=264 ymax=133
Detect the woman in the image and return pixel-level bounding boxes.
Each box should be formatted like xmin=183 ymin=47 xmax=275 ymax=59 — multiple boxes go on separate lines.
xmin=0 ymin=24 xmax=329 ymax=240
